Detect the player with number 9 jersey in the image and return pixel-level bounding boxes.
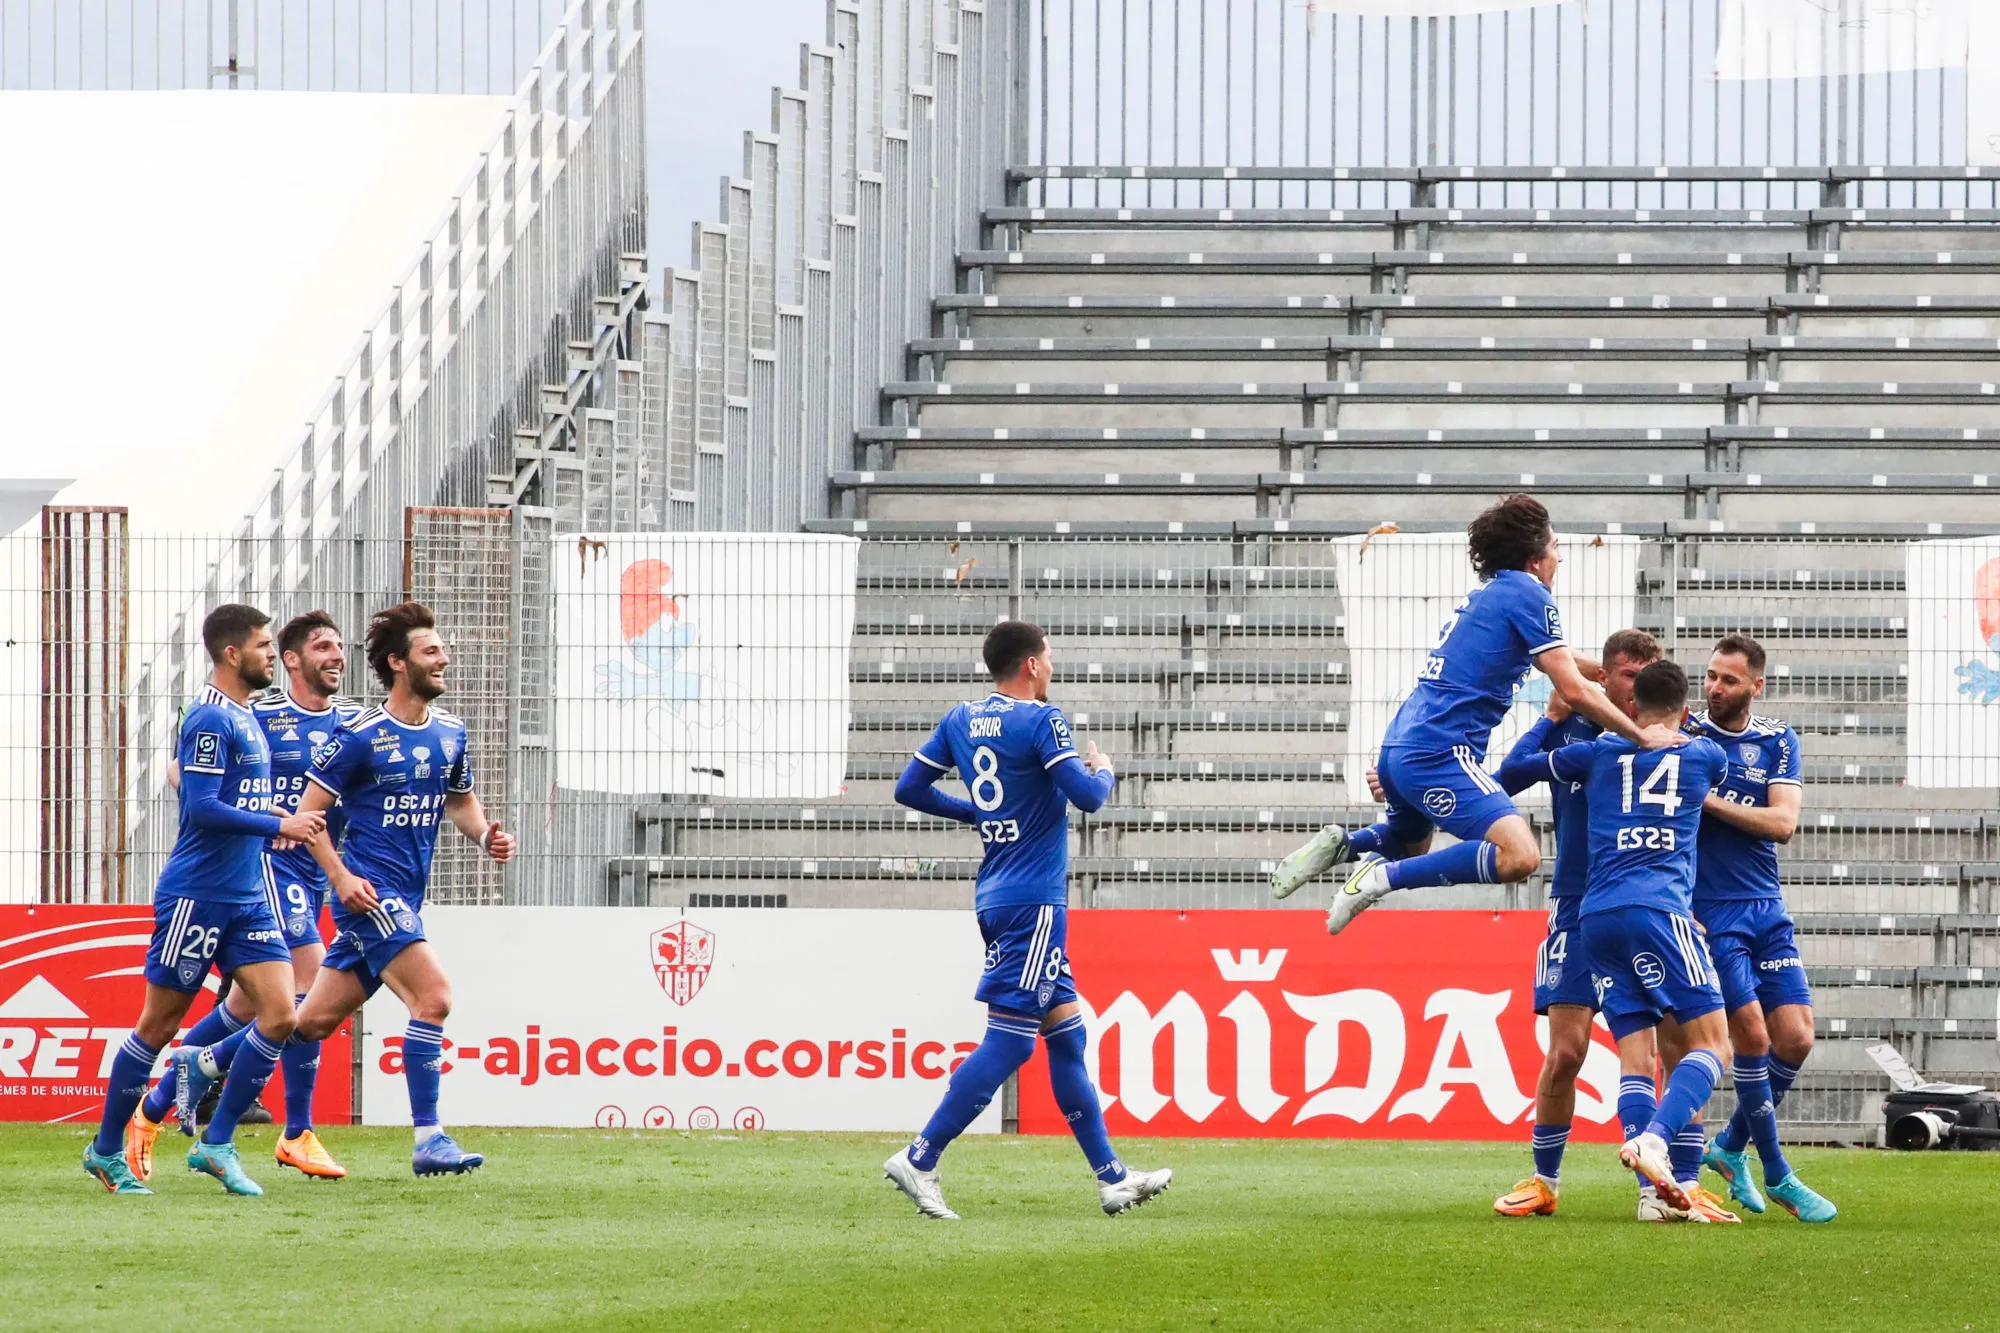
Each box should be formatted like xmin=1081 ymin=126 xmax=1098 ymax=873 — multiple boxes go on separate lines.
xmin=254 ymin=689 xmax=365 ymax=942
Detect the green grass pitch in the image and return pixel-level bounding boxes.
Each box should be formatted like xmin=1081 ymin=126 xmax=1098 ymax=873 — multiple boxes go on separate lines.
xmin=7 ymin=1125 xmax=1998 ymax=1331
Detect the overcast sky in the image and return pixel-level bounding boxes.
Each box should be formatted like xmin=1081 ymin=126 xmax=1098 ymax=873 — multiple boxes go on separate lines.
xmin=646 ymin=0 xmax=827 ymax=269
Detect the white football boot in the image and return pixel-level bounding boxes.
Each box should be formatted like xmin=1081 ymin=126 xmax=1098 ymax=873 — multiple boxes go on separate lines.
xmin=1271 ymin=824 xmax=1349 ymax=899
xmin=1635 ymin=1185 xmax=1694 ymax=1223
xmin=1099 ymin=1166 xmax=1173 ymax=1216
xmin=883 ymin=1148 xmax=959 ymax=1220
xmin=1325 ymin=855 xmax=1392 ymax=935
xmin=1619 ymin=1133 xmax=1693 ymax=1211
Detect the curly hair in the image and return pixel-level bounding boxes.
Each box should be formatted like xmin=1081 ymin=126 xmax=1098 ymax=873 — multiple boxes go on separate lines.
xmin=365 ymin=601 xmax=436 ymax=691
xmin=1466 ymin=494 xmax=1553 ymax=580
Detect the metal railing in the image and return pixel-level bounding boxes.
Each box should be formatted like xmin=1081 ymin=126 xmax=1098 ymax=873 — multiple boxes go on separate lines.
xmin=1021 ymin=0 xmax=1976 ymax=209
xmin=647 ymin=0 xmax=1030 ymax=535
xmin=0 ymin=0 xmax=571 ymax=92
xmin=105 ymin=0 xmax=645 ymax=883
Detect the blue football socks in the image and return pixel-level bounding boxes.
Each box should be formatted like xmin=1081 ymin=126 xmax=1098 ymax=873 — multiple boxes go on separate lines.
xmin=93 ymin=1034 xmax=162 ymax=1157
xmin=202 ymin=1022 xmax=285 ymax=1146
xmin=141 ymin=1002 xmax=245 ymax=1122
xmin=280 ymin=994 xmax=320 ymax=1137
xmin=403 ymin=1021 xmax=446 ymax=1134
xmin=1530 ymin=1123 xmax=1571 ymax=1183
xmin=1385 ymin=839 xmax=1497 ymax=890
xmin=908 ymin=1012 xmax=1040 ymax=1171
xmin=1043 ymin=1013 xmax=1127 ymax=1183
xmin=1647 ymin=1049 xmax=1722 ymax=1142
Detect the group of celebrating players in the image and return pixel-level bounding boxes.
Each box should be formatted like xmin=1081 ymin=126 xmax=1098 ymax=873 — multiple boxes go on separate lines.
xmin=80 ymin=492 xmax=1832 ymax=1223
xmin=887 ymin=492 xmax=1834 ymax=1224
xmin=80 ymin=601 xmax=514 ymax=1196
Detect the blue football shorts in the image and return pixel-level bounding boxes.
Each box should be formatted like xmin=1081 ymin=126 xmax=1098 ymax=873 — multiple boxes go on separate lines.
xmin=1697 ymin=896 xmax=1812 ymax=1015
xmin=1375 ymin=744 xmax=1521 ymax=848
xmin=263 ymin=855 xmax=329 ymax=948
xmin=1534 ymin=896 xmax=1601 ymax=1014
xmin=974 ymin=903 xmax=1077 ymax=1018
xmin=324 ymin=891 xmax=428 ymax=998
xmin=1581 ymin=904 xmax=1725 ymax=1041
xmin=143 ymin=890 xmax=292 ymax=993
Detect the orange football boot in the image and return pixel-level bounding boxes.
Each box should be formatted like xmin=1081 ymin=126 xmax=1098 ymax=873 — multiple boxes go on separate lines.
xmin=1494 ymin=1176 xmax=1560 ymax=1217
xmin=274 ymin=1129 xmax=348 ymax=1179
xmin=1686 ymin=1186 xmax=1742 ymax=1223
xmin=124 ymin=1105 xmax=170 ymax=1183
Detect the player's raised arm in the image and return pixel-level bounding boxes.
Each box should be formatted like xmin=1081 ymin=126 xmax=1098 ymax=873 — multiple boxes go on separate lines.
xmin=1040 ymin=712 xmax=1114 ymax=813
xmin=1536 ymin=644 xmax=1678 ymax=749
xmin=1700 ymin=771 xmax=1802 ymax=843
xmin=1494 ymin=711 xmax=1564 ymax=795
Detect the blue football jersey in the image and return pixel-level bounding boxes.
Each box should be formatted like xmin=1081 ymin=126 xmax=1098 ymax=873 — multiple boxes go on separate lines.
xmin=1508 ymin=713 xmax=1602 ymax=900
xmin=1684 ymin=711 xmax=1802 ymax=906
xmin=1546 ymin=735 xmax=1732 ymax=917
xmin=305 ymin=705 xmax=473 ymax=903
xmin=1381 ymin=569 xmax=1565 ymax=757
xmin=915 ymin=693 xmax=1083 ymax=911
xmin=156 ymin=686 xmax=278 ymax=905
xmin=253 ymin=689 xmax=363 ymax=894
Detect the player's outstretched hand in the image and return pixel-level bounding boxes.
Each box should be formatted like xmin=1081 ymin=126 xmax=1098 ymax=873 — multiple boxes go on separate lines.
xmin=1635 ymin=722 xmax=1688 ymax=750
xmin=278 ymin=810 xmax=325 ymax=843
xmin=1083 ymin=741 xmax=1112 ymax=775
xmin=333 ymin=873 xmax=380 ymax=913
xmin=482 ymin=821 xmax=517 ymax=862
xmin=1365 ymin=766 xmax=1386 ymax=803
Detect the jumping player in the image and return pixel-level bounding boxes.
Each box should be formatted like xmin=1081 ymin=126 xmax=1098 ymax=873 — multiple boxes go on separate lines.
xmin=128 ymin=610 xmax=360 ymax=1183
xmin=884 ymin=620 xmax=1172 ymax=1220
xmin=176 ymin=602 xmax=513 ymax=1178
xmin=1688 ymin=635 xmax=1837 ymax=1223
xmin=81 ymin=604 xmax=325 ymax=1196
xmin=1541 ymin=659 xmax=1734 ymax=1212
xmin=1488 ymin=628 xmax=1663 ymax=1218
xmin=1272 ymin=494 xmax=1680 ymax=932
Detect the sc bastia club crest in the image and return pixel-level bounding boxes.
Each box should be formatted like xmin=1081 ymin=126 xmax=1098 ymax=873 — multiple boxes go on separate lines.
xmin=651 ymin=921 xmax=716 ymax=1005
xmin=1740 ymin=743 xmax=1761 ymax=766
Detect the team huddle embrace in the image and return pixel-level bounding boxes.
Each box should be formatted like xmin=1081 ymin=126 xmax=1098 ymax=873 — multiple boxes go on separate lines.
xmin=81 ymin=601 xmax=515 ymax=1197
xmin=886 ymin=493 xmax=1832 ymax=1225
xmin=1271 ymin=494 xmax=1833 ymax=1224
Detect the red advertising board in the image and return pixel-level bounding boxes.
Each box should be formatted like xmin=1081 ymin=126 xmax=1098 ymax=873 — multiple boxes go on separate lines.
xmin=0 ymin=905 xmax=353 ymax=1124
xmin=1017 ymin=910 xmax=1624 ymax=1142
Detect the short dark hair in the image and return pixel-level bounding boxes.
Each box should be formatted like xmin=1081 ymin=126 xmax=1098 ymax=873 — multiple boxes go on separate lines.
xmin=1633 ymin=658 xmax=1689 ymax=714
xmin=982 ymin=620 xmax=1047 ymax=680
xmin=1601 ymin=628 xmax=1662 ymax=667
xmin=202 ymin=603 xmax=270 ymax=663
xmin=278 ymin=609 xmax=341 ymax=661
xmin=365 ymin=601 xmax=437 ymax=691
xmin=1713 ymin=633 xmax=1767 ymax=674
xmin=1466 ymin=494 xmax=1553 ymax=580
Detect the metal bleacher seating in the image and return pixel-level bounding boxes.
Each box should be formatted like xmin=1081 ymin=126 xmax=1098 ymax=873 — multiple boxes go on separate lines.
xmin=616 ymin=164 xmax=2000 ymax=1133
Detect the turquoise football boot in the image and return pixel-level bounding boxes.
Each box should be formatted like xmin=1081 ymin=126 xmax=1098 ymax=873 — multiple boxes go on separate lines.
xmin=1701 ymin=1139 xmax=1766 ymax=1214
xmin=1767 ymin=1172 xmax=1837 ymax=1223
xmin=82 ymin=1144 xmax=153 ymax=1195
xmin=188 ymin=1139 xmax=264 ymax=1196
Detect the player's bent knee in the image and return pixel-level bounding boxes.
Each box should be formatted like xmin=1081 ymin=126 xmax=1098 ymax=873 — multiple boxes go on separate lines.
xmin=411 ymin=992 xmax=451 ymax=1025
xmin=260 ymin=1011 xmax=298 ymax=1042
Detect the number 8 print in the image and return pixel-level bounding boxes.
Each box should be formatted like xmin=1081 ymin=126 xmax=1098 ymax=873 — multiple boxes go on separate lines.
xmin=970 ymin=745 xmax=1006 ymax=811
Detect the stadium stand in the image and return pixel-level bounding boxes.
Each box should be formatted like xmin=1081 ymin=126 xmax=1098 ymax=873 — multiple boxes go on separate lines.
xmin=612 ymin=157 xmax=2000 ymax=1136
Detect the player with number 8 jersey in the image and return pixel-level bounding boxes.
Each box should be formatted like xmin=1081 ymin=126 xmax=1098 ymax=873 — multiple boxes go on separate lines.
xmin=882 ymin=620 xmax=1172 ymax=1222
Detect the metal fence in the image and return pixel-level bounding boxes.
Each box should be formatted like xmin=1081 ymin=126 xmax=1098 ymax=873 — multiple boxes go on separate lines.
xmin=0 ymin=0 xmax=574 ymax=92
xmin=6 ymin=523 xmax=1993 ymax=1132
xmin=1022 ymin=0 xmax=1978 ymax=211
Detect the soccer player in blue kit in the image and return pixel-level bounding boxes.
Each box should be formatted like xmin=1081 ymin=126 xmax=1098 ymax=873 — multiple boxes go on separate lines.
xmin=1538 ymin=658 xmax=1736 ymax=1212
xmin=884 ymin=620 xmax=1173 ymax=1220
xmin=177 ymin=602 xmax=514 ymax=1179
xmin=1272 ymin=494 xmax=1681 ymax=931
xmin=81 ymin=605 xmax=326 ymax=1196
xmin=1488 ymin=628 xmax=1666 ymax=1218
xmin=1685 ymin=635 xmax=1837 ymax=1223
xmin=126 ymin=611 xmax=360 ymax=1184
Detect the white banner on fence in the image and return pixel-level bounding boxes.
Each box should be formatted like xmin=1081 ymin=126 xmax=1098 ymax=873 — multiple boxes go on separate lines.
xmin=1714 ymin=0 xmax=1970 ymax=79
xmin=553 ymin=533 xmax=858 ymax=797
xmin=1333 ymin=532 xmax=1640 ymax=806
xmin=360 ymin=908 xmax=1001 ymax=1131
xmin=1906 ymin=536 xmax=2000 ymax=788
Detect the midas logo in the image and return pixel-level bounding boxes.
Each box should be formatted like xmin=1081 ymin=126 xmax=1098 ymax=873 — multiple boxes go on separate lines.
xmin=1075 ymin=948 xmax=1622 ymax=1130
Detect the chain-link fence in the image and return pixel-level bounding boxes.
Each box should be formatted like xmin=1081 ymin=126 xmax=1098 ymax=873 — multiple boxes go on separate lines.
xmin=6 ymin=521 xmax=1996 ymax=1139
